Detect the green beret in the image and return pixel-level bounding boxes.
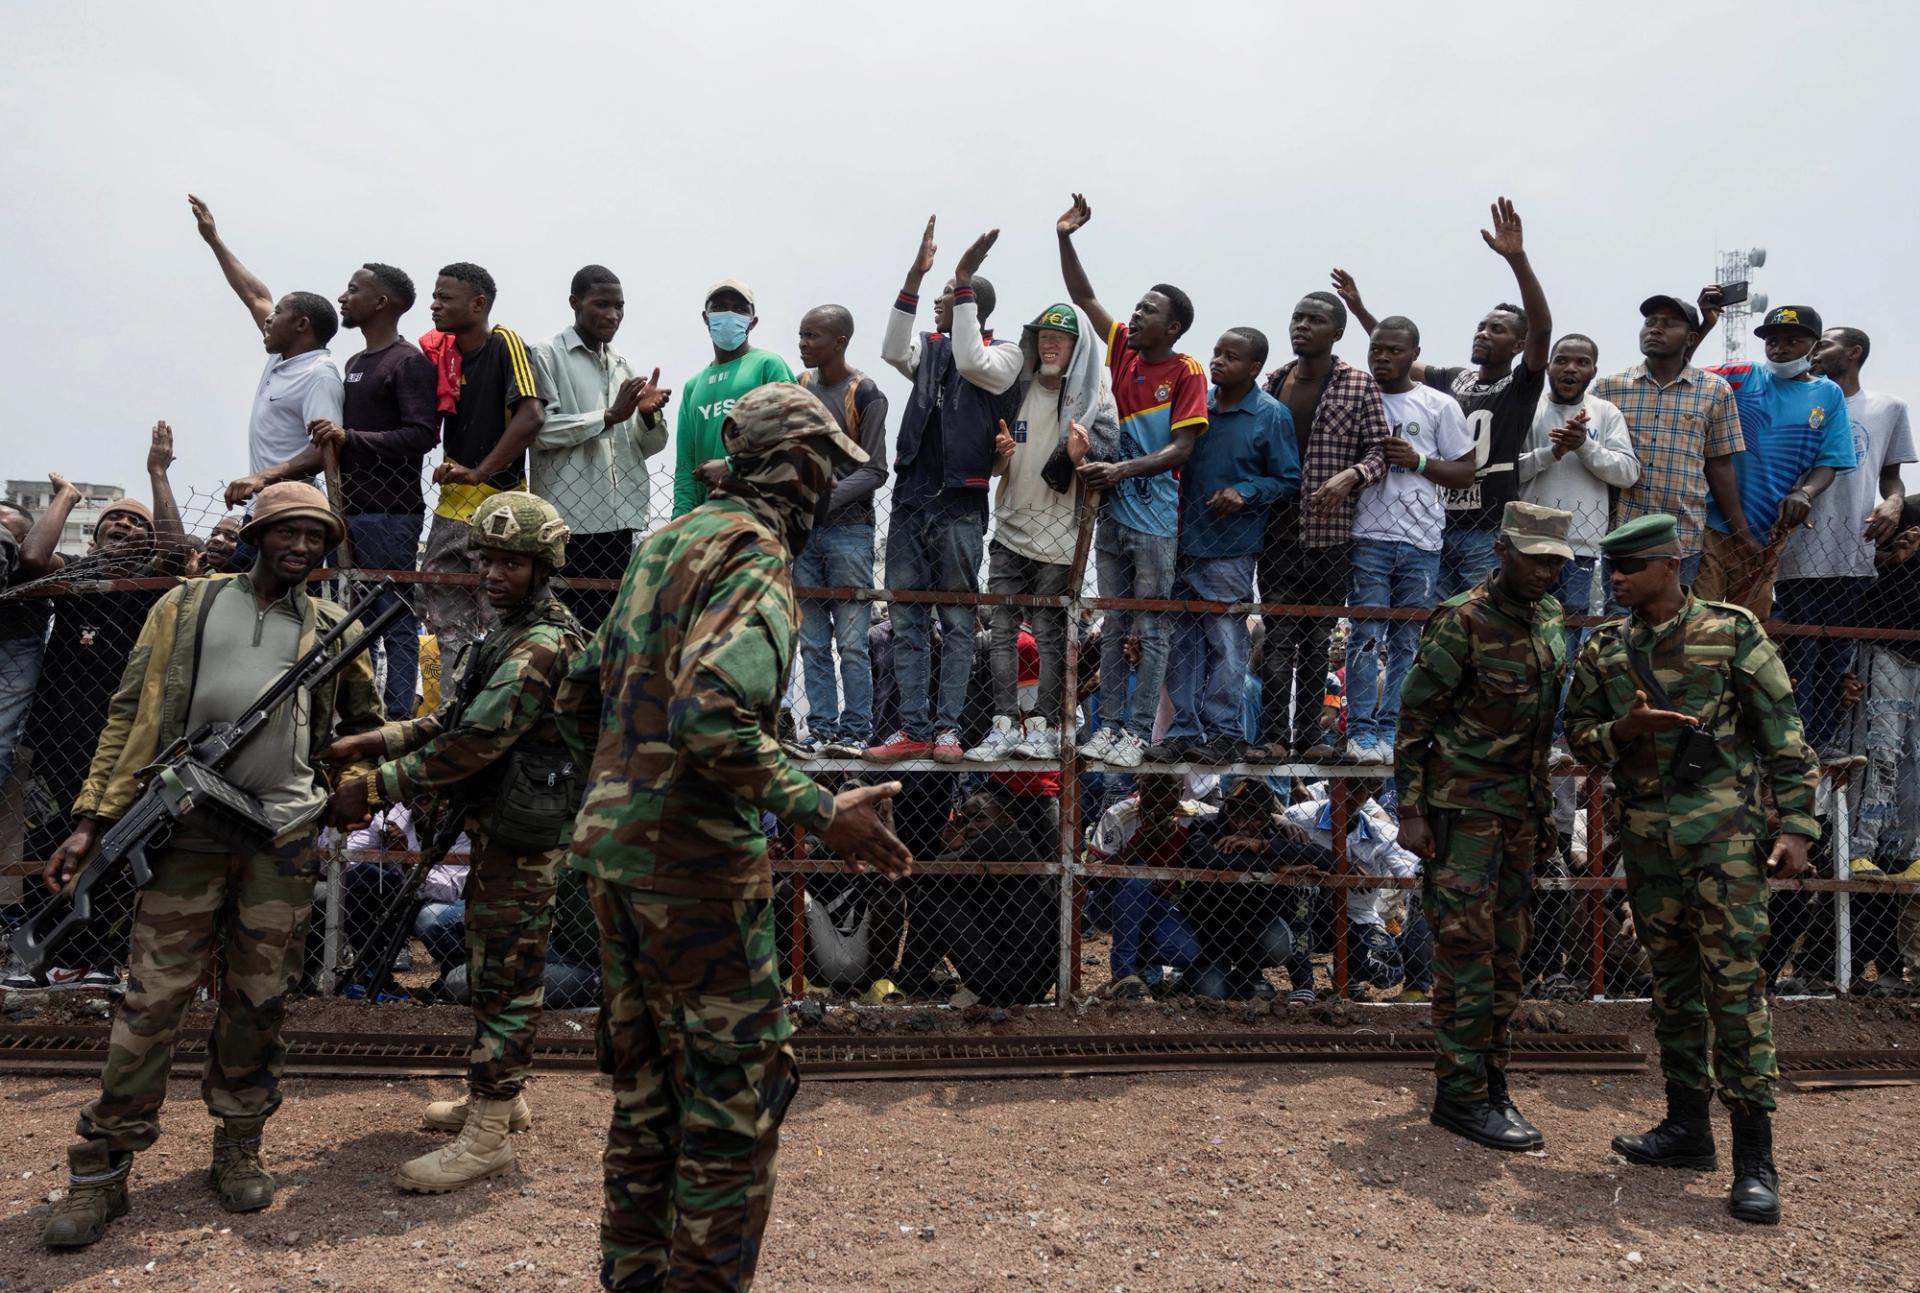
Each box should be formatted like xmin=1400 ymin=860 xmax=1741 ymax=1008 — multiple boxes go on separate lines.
xmin=1598 ymin=513 xmax=1682 ymax=558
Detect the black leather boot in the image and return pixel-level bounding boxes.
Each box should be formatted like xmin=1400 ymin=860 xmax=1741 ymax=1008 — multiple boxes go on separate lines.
xmin=1727 ymin=1107 xmax=1781 ymax=1225
xmin=1431 ymin=1085 xmax=1536 ymax=1152
xmin=1486 ymin=1068 xmax=1544 ymax=1149
xmin=1613 ymin=1081 xmax=1718 ymax=1170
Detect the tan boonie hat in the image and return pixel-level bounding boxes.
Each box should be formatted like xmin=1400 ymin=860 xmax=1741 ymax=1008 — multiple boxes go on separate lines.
xmin=722 ymin=383 xmax=868 ymax=464
xmin=704 ymin=277 xmax=757 ymax=313
xmin=1499 ymin=500 xmax=1574 ymax=560
xmin=239 ymin=481 xmax=344 ymax=547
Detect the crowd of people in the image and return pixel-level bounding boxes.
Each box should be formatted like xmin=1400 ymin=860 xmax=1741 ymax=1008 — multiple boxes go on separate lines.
xmin=1 ymin=188 xmax=1918 ymax=1276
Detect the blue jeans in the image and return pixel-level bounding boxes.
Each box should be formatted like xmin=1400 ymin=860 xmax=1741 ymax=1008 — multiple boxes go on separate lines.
xmin=1346 ymin=539 xmax=1441 ymax=749
xmin=1438 ymin=527 xmax=1498 ymax=599
xmin=885 ymin=505 xmax=986 ymax=739
xmin=1164 ymin=552 xmax=1256 ymax=743
xmin=346 ymin=512 xmax=424 ymax=720
xmin=0 ymin=631 xmax=46 ymax=790
xmin=416 ymin=900 xmax=467 ymax=970
xmin=1095 ymin=519 xmax=1177 ymax=737
xmin=1774 ymin=576 xmax=1867 ymax=753
xmin=1548 ymin=556 xmax=1597 ymax=738
xmin=794 ymin=522 xmax=875 ymax=744
xmin=1108 ymin=878 xmax=1201 ymax=984
xmin=1604 ymin=552 xmax=1702 ymax=615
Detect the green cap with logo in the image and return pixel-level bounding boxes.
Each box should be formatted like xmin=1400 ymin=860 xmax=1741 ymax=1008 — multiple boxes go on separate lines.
xmin=1033 ymin=303 xmax=1080 ymax=337
xmin=1500 ymin=500 xmax=1574 ymax=559
xmin=1598 ymin=513 xmax=1683 ymax=559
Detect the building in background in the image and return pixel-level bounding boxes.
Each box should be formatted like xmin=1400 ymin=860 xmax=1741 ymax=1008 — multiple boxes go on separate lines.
xmin=3 ymin=479 xmax=128 ymax=557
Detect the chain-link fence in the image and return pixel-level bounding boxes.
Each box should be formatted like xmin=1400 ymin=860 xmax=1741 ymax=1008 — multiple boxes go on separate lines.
xmin=4 ymin=440 xmax=1919 ymax=1010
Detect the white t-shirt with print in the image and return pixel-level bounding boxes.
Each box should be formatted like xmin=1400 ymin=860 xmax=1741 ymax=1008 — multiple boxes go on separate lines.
xmin=1778 ymin=388 xmax=1916 ymax=580
xmin=1351 ymin=385 xmax=1472 ymax=552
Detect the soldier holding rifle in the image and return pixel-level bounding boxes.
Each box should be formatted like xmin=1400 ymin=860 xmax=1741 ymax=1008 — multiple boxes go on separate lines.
xmin=40 ymin=482 xmax=384 ymax=1249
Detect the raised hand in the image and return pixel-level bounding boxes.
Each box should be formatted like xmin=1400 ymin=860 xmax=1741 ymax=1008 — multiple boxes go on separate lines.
xmin=994 ymin=418 xmax=1016 ymax=460
xmin=1057 ymin=193 xmax=1092 ymax=237
xmin=1330 ymin=267 xmax=1365 ymax=314
xmin=953 ymin=229 xmax=999 ymax=285
xmin=48 ymin=471 xmax=78 ymax=500
xmin=1480 ymin=196 xmax=1525 ymax=259
xmin=147 ymin=420 xmax=175 ymax=475
xmin=187 ymin=193 xmax=217 ymax=242
xmin=1067 ymin=419 xmax=1090 ymax=465
xmin=634 ymin=368 xmax=671 ymax=416
xmin=822 ymin=781 xmax=913 ymax=879
xmin=912 ymin=215 xmax=938 ymax=277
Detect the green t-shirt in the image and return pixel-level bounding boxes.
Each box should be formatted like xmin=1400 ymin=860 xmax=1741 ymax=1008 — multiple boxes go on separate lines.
xmin=671 ymin=348 xmax=794 ymax=516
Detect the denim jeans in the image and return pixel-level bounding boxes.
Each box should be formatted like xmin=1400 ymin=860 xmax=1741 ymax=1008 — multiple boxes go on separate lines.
xmin=1346 ymin=539 xmax=1441 ymax=749
xmin=985 ymin=541 xmax=1071 ymax=722
xmin=1548 ymin=556 xmax=1597 ymax=738
xmin=885 ymin=505 xmax=986 ymax=739
xmin=347 ymin=512 xmax=425 ymax=720
xmin=1163 ymin=552 xmax=1256 ymax=743
xmin=1094 ymin=518 xmax=1177 ymax=737
xmin=794 ymin=522 xmax=875 ymax=743
xmin=1107 ymin=878 xmax=1201 ymax=984
xmin=0 ymin=631 xmax=46 ymax=790
xmin=1854 ymin=646 xmax=1920 ymax=864
xmin=1774 ymin=576 xmax=1867 ymax=753
xmin=417 ymin=900 xmax=467 ymax=970
xmin=1438 ymin=526 xmax=1497 ymax=599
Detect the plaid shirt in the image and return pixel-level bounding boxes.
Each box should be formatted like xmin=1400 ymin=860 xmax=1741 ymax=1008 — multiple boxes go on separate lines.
xmin=1262 ymin=357 xmax=1389 ymax=548
xmin=1592 ymin=363 xmax=1741 ymax=552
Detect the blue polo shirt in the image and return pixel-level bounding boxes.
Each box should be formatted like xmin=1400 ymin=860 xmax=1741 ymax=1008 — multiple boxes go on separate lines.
xmin=1178 ymin=384 xmax=1299 ymax=557
xmin=1705 ymin=362 xmax=1854 ymax=538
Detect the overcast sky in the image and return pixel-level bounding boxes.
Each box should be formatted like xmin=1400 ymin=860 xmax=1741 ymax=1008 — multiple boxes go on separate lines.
xmin=5 ymin=1 xmax=1917 ymax=519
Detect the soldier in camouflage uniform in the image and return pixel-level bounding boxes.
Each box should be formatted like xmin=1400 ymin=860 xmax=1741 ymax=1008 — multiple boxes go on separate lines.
xmin=556 ymin=383 xmax=913 ymax=1292
xmin=1396 ymin=500 xmax=1571 ymax=1153
xmin=1566 ymin=513 xmax=1817 ymax=1226
xmin=40 ymin=482 xmax=385 ymax=1249
xmin=323 ymin=491 xmax=584 ymax=1193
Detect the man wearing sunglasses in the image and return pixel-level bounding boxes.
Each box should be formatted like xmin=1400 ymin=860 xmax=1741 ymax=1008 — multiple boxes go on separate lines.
xmin=1565 ymin=512 xmax=1819 ymax=1228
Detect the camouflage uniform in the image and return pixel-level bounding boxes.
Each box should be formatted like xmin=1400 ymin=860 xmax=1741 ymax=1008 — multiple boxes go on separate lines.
xmin=1396 ymin=574 xmax=1565 ymax=1101
xmin=69 ymin=574 xmax=384 ymax=1155
xmin=1565 ymin=592 xmax=1819 ymax=1112
xmin=558 ymin=384 xmax=865 ymax=1292
xmin=376 ymin=586 xmax=584 ymax=1101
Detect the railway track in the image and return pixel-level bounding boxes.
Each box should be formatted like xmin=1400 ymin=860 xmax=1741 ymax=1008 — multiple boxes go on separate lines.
xmin=2 ymin=1025 xmax=1909 ymax=1084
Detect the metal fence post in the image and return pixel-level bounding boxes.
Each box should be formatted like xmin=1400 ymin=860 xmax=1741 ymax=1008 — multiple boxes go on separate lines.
xmin=1833 ymin=777 xmax=1852 ymax=994
xmin=318 ymin=851 xmax=343 ymax=995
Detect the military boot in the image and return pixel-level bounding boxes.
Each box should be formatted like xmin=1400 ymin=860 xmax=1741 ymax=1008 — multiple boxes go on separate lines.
xmin=1613 ymin=1081 xmax=1718 ymax=1170
xmin=1486 ymin=1068 xmax=1545 ymax=1150
xmin=394 ymin=1097 xmax=516 ymax=1193
xmin=1727 ymin=1107 xmax=1782 ymax=1225
xmin=210 ymin=1116 xmax=276 ymax=1212
xmin=422 ymin=1091 xmax=531 ymax=1135
xmin=1430 ymin=1084 xmax=1536 ymax=1152
xmin=43 ymin=1141 xmax=131 ymax=1249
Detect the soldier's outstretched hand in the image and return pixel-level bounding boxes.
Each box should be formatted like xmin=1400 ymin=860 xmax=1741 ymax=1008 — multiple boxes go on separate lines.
xmin=824 ymin=781 xmax=913 ymax=879
xmin=1766 ymin=832 xmax=1813 ymax=879
xmin=1613 ymin=690 xmax=1694 ymax=742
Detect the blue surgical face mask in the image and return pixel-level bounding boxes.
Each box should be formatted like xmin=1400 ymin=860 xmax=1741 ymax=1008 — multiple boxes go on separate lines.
xmin=1766 ymin=355 xmax=1812 ymax=379
xmin=707 ymin=311 xmax=751 ymax=351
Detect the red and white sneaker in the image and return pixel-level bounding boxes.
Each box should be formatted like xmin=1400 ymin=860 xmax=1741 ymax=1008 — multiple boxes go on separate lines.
xmin=931 ymin=729 xmax=965 ymax=764
xmin=865 ymin=731 xmax=931 ymax=762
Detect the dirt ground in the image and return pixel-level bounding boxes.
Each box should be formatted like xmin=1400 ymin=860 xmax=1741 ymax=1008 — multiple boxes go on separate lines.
xmin=3 ymin=1025 xmax=1917 ymax=1292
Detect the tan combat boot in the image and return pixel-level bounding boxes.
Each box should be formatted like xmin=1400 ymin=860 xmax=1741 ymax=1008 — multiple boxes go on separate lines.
xmin=43 ymin=1141 xmax=132 ymax=1249
xmin=421 ymin=1090 xmax=531 ymax=1134
xmin=209 ymin=1116 xmax=275 ymax=1212
xmin=394 ymin=1097 xmax=516 ymax=1193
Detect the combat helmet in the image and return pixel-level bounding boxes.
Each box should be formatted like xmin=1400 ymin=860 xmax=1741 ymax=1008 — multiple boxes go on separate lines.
xmin=468 ymin=491 xmax=570 ymax=568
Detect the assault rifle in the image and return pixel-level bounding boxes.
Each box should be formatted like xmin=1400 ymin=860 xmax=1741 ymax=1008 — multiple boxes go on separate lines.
xmin=10 ymin=583 xmax=405 ymax=974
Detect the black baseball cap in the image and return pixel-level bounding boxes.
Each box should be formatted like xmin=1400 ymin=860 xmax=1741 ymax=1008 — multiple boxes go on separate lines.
xmin=1638 ymin=294 xmax=1702 ymax=330
xmin=1754 ymin=304 xmax=1823 ymax=340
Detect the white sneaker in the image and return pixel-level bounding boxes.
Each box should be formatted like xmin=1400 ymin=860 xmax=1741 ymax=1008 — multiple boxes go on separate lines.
xmin=964 ymin=715 xmax=1022 ymax=762
xmin=1365 ymin=743 xmax=1394 ymax=767
xmin=1104 ymin=731 xmax=1148 ymax=769
xmin=1013 ymin=717 xmax=1057 ymax=760
xmin=1344 ymin=738 xmax=1371 ymax=763
xmin=1079 ymin=727 xmax=1121 ymax=763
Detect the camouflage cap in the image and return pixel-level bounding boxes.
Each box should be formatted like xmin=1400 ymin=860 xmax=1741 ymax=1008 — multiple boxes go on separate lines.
xmin=239 ymin=481 xmax=343 ymax=547
xmin=1499 ymin=500 xmax=1574 ymax=560
xmin=722 ymin=382 xmax=868 ymax=465
xmin=1598 ymin=513 xmax=1683 ymax=559
xmin=469 ymin=490 xmax=570 ymax=568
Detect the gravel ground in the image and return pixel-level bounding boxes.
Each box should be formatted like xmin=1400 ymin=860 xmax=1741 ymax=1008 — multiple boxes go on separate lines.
xmin=2 ymin=1054 xmax=1916 ymax=1292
